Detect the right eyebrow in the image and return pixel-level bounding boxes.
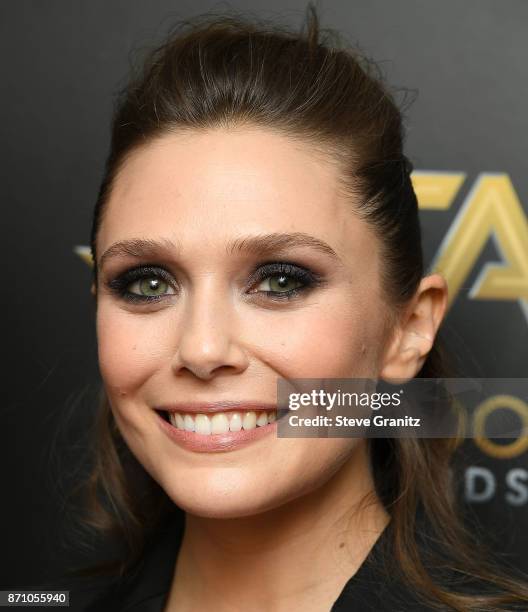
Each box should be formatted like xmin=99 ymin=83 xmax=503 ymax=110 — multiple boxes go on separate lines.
xmin=99 ymin=238 xmax=181 ymax=270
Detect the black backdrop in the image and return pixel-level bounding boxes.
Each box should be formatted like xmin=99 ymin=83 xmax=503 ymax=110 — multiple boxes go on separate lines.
xmin=2 ymin=0 xmax=527 ymax=591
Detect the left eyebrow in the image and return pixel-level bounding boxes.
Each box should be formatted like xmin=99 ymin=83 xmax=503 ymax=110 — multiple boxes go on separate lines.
xmin=227 ymin=232 xmax=341 ymax=261
xmin=99 ymin=232 xmax=342 ymax=269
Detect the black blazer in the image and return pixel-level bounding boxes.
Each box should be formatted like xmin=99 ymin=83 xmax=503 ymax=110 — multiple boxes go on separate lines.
xmin=63 ymin=510 xmax=449 ymax=611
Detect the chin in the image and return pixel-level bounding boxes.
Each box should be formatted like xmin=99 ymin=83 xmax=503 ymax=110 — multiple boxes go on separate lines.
xmin=157 ymin=472 xmax=296 ymax=519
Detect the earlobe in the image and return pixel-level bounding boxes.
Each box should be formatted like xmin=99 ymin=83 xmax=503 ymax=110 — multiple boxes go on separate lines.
xmin=379 ymin=274 xmax=448 ymax=383
xmin=90 ymin=282 xmax=97 ymax=297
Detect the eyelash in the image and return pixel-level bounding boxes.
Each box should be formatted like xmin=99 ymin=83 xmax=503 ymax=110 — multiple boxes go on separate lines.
xmin=105 ymin=262 xmax=324 ymax=304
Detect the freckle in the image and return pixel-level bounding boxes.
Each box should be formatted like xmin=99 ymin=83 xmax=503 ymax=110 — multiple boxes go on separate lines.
xmin=339 ymin=542 xmax=345 ymax=549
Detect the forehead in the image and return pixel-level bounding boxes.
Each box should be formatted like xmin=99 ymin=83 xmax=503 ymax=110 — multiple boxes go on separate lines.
xmin=97 ymin=127 xmax=370 ymax=259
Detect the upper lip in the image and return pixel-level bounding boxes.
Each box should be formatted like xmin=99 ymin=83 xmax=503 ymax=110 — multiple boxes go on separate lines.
xmin=157 ymin=401 xmax=277 ymax=414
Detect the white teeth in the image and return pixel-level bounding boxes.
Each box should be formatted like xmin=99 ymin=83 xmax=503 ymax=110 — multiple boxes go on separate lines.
xmin=184 ymin=414 xmax=195 ymax=432
xmin=229 ymin=412 xmax=242 ymax=432
xmin=195 ymin=414 xmax=211 ymax=435
xmin=211 ymin=413 xmax=229 ymax=434
xmin=167 ymin=410 xmax=276 ymax=434
xmin=256 ymin=412 xmax=268 ymax=427
xmin=242 ymin=411 xmax=257 ymax=430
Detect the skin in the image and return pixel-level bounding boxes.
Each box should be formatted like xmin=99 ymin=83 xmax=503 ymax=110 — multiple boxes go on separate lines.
xmin=94 ymin=126 xmax=448 ymax=611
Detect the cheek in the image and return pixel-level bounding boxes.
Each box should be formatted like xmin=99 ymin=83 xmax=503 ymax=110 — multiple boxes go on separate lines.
xmin=96 ymin=304 xmax=175 ymax=394
xmin=252 ymin=299 xmax=385 ymax=378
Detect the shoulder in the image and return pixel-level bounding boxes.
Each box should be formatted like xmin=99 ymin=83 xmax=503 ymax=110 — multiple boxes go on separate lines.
xmin=330 ymin=512 xmax=519 ymax=612
xmin=330 ymin=521 xmax=433 ymax=612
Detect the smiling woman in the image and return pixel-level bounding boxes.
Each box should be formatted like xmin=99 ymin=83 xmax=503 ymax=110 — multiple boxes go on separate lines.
xmin=64 ymin=4 xmax=528 ymax=611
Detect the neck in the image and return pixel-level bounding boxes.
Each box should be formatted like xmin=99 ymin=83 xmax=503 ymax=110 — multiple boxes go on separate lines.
xmin=166 ymin=441 xmax=389 ymax=612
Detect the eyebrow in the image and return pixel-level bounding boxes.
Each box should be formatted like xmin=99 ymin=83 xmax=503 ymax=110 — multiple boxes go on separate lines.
xmin=99 ymin=232 xmax=341 ymax=268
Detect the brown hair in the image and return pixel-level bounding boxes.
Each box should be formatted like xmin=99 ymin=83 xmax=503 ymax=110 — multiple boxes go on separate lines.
xmin=69 ymin=4 xmax=528 ymax=610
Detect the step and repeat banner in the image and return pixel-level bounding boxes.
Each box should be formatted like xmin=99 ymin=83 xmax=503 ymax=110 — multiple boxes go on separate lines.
xmin=2 ymin=0 xmax=527 ymax=588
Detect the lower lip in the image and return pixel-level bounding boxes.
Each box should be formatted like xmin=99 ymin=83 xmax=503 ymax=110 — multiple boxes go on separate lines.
xmin=156 ymin=411 xmax=278 ymax=453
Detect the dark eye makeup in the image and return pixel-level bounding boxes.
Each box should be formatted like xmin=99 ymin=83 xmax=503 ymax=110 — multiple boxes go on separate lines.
xmin=104 ymin=261 xmax=326 ymax=305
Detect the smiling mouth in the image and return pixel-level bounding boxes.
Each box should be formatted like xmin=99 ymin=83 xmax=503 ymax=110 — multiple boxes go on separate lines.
xmin=158 ymin=409 xmax=277 ymax=435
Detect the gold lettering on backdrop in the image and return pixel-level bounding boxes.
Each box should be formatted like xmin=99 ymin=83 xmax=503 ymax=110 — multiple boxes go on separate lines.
xmin=411 ymin=171 xmax=466 ymax=210
xmin=421 ymin=396 xmax=528 ymax=459
xmin=473 ymin=395 xmax=528 ymax=459
xmin=413 ymin=172 xmax=528 ymax=320
xmin=74 ymin=245 xmax=93 ymax=266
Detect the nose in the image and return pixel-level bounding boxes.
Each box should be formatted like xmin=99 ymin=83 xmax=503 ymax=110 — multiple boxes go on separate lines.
xmin=171 ymin=278 xmax=249 ymax=380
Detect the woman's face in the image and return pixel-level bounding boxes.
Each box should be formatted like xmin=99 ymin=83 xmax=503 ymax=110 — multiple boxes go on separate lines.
xmin=95 ymin=126 xmax=392 ymax=518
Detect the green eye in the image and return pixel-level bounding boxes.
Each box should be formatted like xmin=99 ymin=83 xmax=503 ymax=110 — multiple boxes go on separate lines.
xmin=263 ymin=274 xmax=303 ymax=293
xmin=108 ymin=266 xmax=177 ymax=303
xmin=136 ymin=277 xmax=170 ymax=296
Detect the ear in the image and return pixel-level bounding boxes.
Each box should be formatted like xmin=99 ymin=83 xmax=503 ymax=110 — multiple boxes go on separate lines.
xmin=90 ymin=282 xmax=97 ymax=297
xmin=379 ymin=273 xmax=448 ymax=383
